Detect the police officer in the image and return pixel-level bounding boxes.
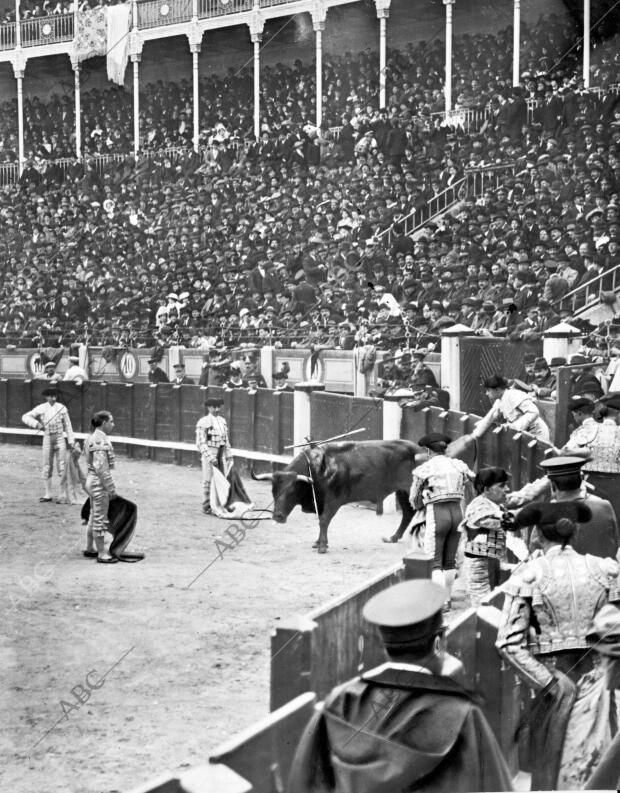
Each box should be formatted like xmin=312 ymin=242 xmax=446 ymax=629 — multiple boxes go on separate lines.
xmin=287 ymin=580 xmax=512 ymax=793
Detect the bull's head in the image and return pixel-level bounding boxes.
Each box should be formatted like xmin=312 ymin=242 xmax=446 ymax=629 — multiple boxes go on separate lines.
xmin=251 ymin=469 xmax=313 ymax=523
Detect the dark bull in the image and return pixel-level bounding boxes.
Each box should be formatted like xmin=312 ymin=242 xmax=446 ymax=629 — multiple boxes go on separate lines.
xmin=251 ymin=439 xmax=428 ymax=554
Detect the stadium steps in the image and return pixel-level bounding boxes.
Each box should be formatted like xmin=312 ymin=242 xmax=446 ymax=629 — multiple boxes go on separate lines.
xmin=556 ymin=261 xmax=620 ymax=323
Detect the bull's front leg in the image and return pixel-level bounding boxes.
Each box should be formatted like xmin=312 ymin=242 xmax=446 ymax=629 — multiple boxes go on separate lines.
xmin=311 ymin=504 xmax=340 ymax=553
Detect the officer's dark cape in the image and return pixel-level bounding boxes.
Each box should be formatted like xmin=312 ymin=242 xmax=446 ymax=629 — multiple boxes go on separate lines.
xmin=286 ymin=664 xmax=513 ymax=793
xmin=81 ymin=496 xmax=144 ymax=562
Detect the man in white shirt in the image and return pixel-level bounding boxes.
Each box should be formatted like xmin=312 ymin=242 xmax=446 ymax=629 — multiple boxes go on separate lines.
xmin=63 ymin=355 xmax=88 ymax=385
xmin=22 ymin=387 xmax=75 ymax=501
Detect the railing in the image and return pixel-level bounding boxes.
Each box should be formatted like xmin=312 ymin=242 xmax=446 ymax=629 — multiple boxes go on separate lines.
xmin=20 ymin=13 xmax=74 ymax=46
xmin=429 ymin=105 xmax=490 ymax=133
xmin=0 ymin=162 xmax=18 ymax=184
xmin=0 ymin=21 xmax=16 ymax=49
xmin=0 ymin=141 xmax=246 ymax=186
xmin=138 ymin=0 xmax=192 ymax=29
xmin=557 ymin=262 xmax=620 ymax=316
xmin=197 ymin=0 xmax=252 ymax=17
xmin=378 ymin=163 xmax=515 ymax=247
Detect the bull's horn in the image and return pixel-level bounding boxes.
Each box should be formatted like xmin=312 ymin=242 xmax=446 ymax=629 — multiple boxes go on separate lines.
xmin=296 ymin=474 xmax=312 ymax=484
xmin=250 ymin=468 xmax=274 ymax=482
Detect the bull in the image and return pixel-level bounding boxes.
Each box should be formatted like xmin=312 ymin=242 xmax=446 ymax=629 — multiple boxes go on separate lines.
xmin=251 ymin=439 xmax=426 ymax=553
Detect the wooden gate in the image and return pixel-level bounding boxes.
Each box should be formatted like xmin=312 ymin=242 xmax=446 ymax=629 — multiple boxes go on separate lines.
xmin=459 ymin=337 xmax=526 ymax=416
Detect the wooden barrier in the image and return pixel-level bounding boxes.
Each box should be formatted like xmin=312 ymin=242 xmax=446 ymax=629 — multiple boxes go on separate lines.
xmin=1 ymin=380 xmax=294 ymax=462
xmin=270 ymin=552 xmax=433 ymax=711
xmin=270 ymin=562 xmax=405 ymax=710
xmin=309 ymin=390 xmax=383 ymax=443
xmin=209 ymin=693 xmax=317 ymax=793
xmin=133 ymin=603 xmax=521 ymax=793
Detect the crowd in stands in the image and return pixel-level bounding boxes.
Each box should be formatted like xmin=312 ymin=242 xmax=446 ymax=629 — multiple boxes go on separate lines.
xmin=1 ymin=0 xmax=124 ymax=24
xmin=1 ymin=12 xmax=620 ymax=394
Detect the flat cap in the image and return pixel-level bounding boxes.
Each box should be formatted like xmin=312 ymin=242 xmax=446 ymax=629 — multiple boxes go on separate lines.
xmin=205 ymin=397 xmax=223 ymax=407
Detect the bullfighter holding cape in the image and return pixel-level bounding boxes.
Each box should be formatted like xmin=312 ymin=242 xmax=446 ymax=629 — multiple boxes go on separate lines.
xmin=81 ymin=410 xmax=144 ymax=563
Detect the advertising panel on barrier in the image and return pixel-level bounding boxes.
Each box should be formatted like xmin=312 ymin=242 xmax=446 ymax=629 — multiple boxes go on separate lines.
xmin=0 ymin=349 xmax=70 ymax=379
xmin=118 ymin=349 xmax=139 ymax=381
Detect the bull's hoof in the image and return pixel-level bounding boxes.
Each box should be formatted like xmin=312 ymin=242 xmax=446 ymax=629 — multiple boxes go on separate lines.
xmin=382 ymin=535 xmax=400 ymax=544
xmin=317 ymin=545 xmax=328 ymax=554
xmin=312 ymin=540 xmax=319 ymax=549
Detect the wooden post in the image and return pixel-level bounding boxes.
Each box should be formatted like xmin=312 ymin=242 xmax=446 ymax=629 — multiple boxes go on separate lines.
xmin=293 ymin=382 xmax=325 ymax=448
xmin=510 ymin=431 xmax=522 ymax=489
xmin=149 ymin=384 xmax=157 ymax=460
xmin=271 ymin=390 xmax=281 ymax=456
xmin=477 ymin=606 xmax=521 ymax=774
xmin=382 ymin=396 xmax=402 ymax=514
xmin=403 ymin=552 xmax=433 ymax=580
xmin=270 ymin=615 xmax=317 ymax=711
xmin=173 ymin=384 xmax=183 ymax=465
xmin=100 ymin=381 xmax=108 ymax=412
xmin=525 ymin=438 xmax=538 ymax=482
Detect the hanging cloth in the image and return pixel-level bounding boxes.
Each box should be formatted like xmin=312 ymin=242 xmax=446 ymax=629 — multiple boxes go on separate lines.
xmin=106 ymin=2 xmax=131 ymax=86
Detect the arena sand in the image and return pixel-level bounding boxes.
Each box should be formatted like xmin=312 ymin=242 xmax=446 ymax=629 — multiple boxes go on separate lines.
xmin=1 ymin=444 xmax=467 ymax=793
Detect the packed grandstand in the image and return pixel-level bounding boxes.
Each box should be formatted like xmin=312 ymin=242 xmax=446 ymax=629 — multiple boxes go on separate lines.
xmin=0 ymin=7 xmax=619 ymax=385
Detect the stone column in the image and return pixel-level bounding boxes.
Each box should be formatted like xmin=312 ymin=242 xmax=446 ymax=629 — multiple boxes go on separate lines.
xmin=187 ymin=23 xmax=203 ymax=153
xmin=248 ymin=7 xmax=264 ymax=141
xmin=260 ymin=345 xmax=274 ymax=389
xmin=311 ymin=1 xmax=327 ymax=130
xmin=375 ymin=0 xmax=391 ymax=109
xmin=10 ymin=48 xmax=26 ymax=176
xmin=443 ymin=0 xmax=455 ymax=114
xmin=440 ymin=323 xmax=472 ymax=412
xmin=382 ymin=395 xmax=402 ymax=513
xmin=72 ymin=60 xmax=81 ymax=159
xmin=542 ymin=322 xmax=583 ymax=363
xmin=129 ymin=24 xmax=144 ymax=157
xmin=512 ymin=0 xmax=520 ymax=86
xmin=583 ymin=0 xmax=590 ymax=88
xmin=293 ymin=382 xmax=325 ymax=449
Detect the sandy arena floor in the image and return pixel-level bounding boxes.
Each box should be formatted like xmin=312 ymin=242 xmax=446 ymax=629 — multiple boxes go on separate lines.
xmin=1 ymin=443 xmax=467 ymax=793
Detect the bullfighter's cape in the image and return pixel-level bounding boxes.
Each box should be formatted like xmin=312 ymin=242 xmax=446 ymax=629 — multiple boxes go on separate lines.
xmin=81 ymin=495 xmax=144 ymax=562
xmin=286 ymin=663 xmax=512 ymax=793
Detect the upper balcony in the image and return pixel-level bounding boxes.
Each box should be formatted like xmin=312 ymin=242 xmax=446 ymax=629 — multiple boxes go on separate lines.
xmin=0 ymin=0 xmax=343 ymax=57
